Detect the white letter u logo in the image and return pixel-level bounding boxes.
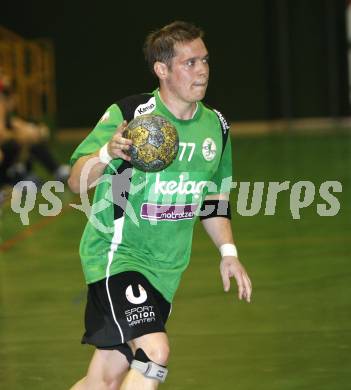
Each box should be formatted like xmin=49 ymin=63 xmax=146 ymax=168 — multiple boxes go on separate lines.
xmin=125 ymin=284 xmax=148 ymax=304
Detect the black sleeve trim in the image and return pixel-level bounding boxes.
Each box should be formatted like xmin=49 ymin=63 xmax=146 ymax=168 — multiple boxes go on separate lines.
xmin=116 ymin=93 xmax=154 ymax=122
xmin=213 ymin=109 xmax=230 ymax=158
xmin=199 ymin=199 xmax=232 ymax=221
xmin=204 ymin=103 xmax=230 ymax=158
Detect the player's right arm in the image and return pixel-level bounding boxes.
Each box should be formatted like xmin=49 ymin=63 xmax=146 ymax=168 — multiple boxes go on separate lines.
xmin=68 ymin=105 xmax=132 ymax=194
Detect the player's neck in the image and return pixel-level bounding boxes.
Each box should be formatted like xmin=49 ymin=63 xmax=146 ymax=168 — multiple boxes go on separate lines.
xmin=158 ymin=89 xmax=197 ymax=120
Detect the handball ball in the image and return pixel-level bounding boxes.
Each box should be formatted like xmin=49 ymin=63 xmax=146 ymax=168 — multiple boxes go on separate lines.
xmin=123 ymin=114 xmax=179 ymax=172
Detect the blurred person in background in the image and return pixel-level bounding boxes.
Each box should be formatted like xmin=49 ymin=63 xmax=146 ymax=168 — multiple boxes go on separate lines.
xmin=0 ymin=70 xmax=70 ymax=189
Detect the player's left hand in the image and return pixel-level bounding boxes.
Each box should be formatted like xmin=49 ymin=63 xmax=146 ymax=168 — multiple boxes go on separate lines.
xmin=220 ymin=257 xmax=252 ymax=303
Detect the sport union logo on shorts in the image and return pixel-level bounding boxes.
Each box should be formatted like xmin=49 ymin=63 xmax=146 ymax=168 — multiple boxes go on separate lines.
xmin=125 ymin=284 xmax=148 ymax=305
xmin=202 ymin=138 xmax=216 ymax=161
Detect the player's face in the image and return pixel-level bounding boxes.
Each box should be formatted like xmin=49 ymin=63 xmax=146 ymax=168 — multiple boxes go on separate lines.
xmin=165 ymin=38 xmax=209 ymax=104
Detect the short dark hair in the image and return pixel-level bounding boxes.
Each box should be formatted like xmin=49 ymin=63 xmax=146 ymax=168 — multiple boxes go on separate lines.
xmin=143 ymin=21 xmax=204 ymax=76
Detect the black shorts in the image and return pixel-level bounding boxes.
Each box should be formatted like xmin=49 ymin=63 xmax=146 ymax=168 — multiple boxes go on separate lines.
xmin=81 ymin=271 xmax=171 ymax=363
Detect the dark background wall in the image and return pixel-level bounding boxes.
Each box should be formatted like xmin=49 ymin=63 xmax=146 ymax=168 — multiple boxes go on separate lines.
xmin=1 ymin=0 xmax=349 ymax=127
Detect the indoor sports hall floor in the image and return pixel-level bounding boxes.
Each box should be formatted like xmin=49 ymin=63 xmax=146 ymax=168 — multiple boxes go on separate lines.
xmin=1 ymin=130 xmax=350 ymax=389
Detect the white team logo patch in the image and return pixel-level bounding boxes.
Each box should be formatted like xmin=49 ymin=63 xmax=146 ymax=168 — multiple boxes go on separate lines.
xmin=202 ymin=138 xmax=217 ymax=161
xmin=125 ymin=284 xmax=148 ymax=304
xmin=100 ymin=111 xmax=110 ymax=122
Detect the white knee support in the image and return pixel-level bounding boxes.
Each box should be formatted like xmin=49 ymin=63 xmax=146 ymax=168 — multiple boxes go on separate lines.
xmin=130 ymin=348 xmax=168 ymax=383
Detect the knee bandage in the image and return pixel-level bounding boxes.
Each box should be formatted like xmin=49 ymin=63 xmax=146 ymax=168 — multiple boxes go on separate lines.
xmin=130 ymin=348 xmax=168 ymax=383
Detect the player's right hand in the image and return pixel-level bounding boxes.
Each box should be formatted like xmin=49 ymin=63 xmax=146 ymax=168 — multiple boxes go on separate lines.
xmin=107 ymin=120 xmax=133 ymax=161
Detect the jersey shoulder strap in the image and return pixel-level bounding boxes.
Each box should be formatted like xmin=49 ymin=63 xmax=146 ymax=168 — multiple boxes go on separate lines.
xmin=115 ymin=93 xmax=155 ymax=122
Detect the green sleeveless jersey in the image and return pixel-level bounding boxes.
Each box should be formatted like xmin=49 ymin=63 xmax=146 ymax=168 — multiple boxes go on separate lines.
xmin=70 ymin=89 xmax=232 ymax=302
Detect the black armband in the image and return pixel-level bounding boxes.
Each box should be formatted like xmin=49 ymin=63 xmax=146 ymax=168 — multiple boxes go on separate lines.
xmin=199 ymin=200 xmax=231 ymax=220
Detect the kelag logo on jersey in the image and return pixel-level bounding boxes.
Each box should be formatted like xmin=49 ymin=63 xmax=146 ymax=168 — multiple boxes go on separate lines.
xmin=144 ymin=172 xmax=209 ymax=202
xmin=154 ymin=173 xmax=207 ymax=200
xmin=140 ymin=171 xmax=209 ymax=222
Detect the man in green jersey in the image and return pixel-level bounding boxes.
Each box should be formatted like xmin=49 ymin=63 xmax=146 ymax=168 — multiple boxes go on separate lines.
xmin=69 ymin=21 xmax=252 ymax=390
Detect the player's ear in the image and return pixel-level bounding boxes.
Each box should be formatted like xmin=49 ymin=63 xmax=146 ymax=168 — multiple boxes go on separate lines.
xmin=154 ymin=62 xmax=168 ymax=80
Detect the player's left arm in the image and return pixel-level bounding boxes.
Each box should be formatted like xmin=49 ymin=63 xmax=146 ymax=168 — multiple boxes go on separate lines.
xmin=201 ymin=193 xmax=252 ymax=303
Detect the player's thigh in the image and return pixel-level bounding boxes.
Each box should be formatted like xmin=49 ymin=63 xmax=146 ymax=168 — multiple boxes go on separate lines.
xmin=86 ymin=349 xmax=130 ymax=384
